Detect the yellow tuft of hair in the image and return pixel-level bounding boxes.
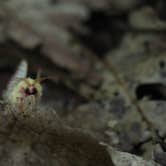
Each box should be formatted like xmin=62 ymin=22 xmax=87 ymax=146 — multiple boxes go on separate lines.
xmin=8 ymin=77 xmax=42 ymax=106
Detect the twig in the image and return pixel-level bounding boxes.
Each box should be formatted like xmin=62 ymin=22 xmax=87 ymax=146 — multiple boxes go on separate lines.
xmin=91 ymin=55 xmax=166 ymax=150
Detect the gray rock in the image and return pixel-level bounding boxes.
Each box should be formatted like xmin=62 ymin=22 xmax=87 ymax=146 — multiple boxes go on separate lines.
xmin=107 ymin=146 xmax=161 ymax=166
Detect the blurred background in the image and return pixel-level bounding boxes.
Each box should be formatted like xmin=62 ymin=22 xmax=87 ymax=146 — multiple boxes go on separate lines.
xmin=0 ymin=0 xmax=166 ymax=163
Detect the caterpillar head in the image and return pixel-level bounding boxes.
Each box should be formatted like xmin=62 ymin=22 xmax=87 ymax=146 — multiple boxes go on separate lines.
xmin=4 ymin=60 xmax=48 ymax=110
xmin=17 ymin=77 xmax=43 ymax=99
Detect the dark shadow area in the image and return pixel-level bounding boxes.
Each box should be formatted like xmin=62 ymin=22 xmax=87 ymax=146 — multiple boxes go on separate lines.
xmin=136 ymin=83 xmax=166 ymax=100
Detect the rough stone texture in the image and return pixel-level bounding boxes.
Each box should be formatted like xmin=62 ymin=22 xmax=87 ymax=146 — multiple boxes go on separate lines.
xmin=107 ymin=146 xmax=161 ymax=166
xmin=0 ymin=107 xmax=113 ymax=166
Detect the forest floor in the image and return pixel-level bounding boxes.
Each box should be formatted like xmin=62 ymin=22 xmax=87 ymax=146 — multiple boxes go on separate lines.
xmin=0 ymin=0 xmax=165 ymax=165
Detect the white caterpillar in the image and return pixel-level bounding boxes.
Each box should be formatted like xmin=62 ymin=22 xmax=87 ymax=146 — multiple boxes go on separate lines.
xmin=3 ymin=60 xmax=43 ymax=111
